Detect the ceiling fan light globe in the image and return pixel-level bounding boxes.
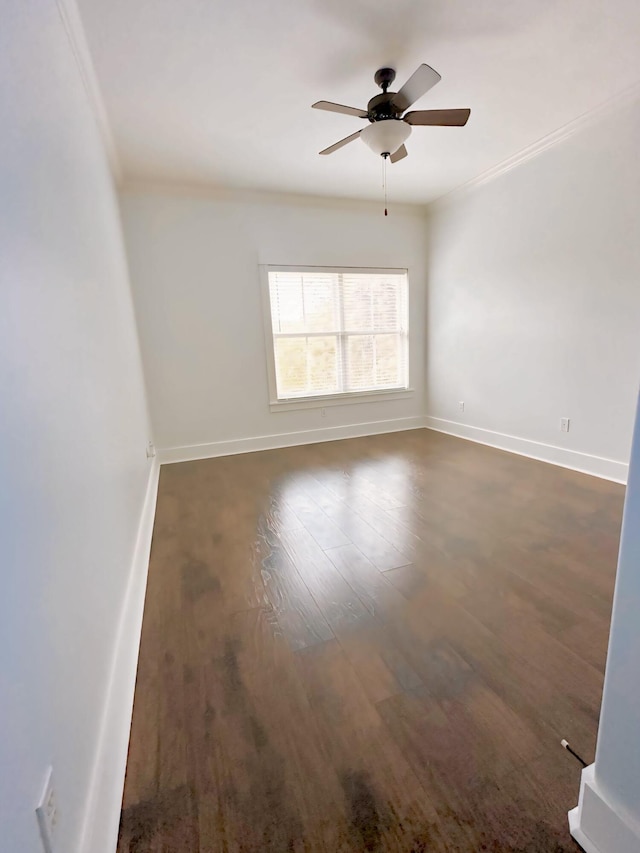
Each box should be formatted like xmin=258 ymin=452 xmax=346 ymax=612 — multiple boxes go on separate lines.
xmin=361 ymin=120 xmax=411 ymax=157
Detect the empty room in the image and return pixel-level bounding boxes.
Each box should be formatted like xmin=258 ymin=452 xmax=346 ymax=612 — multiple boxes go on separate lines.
xmin=3 ymin=1 xmax=640 ymax=852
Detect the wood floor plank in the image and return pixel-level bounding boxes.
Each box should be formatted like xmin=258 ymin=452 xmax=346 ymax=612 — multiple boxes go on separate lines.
xmin=279 ymin=526 xmax=370 ymax=632
xmin=376 ymin=686 xmax=577 ymax=852
xmin=297 ymin=638 xmax=447 ymax=852
xmin=322 ymin=500 xmax=412 ymax=571
xmin=384 ymin=577 xmax=602 ymax=763
xmin=334 ymin=613 xmax=424 ymax=705
xmin=281 ymin=488 xmax=351 ymax=551
xmin=255 ymin=513 xmax=334 ymax=651
xmin=309 ymin=471 xmax=425 ymax=565
xmin=324 ymin=543 xmax=408 ymax=617
xmin=118 ymin=429 xmax=623 ymax=853
xmin=189 ymin=607 xmax=349 ymax=852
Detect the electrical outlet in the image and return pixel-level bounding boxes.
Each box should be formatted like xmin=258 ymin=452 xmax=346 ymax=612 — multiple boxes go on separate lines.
xmin=560 ymin=417 xmax=570 ymax=433
xmin=146 ymin=441 xmax=156 ymax=458
xmin=36 ymin=767 xmax=57 ymax=853
xmin=458 ymin=401 xmax=465 ymax=413
xmin=320 ymin=408 xmax=326 ymax=418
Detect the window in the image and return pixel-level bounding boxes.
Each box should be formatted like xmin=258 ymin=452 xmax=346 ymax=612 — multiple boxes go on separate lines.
xmin=263 ymin=266 xmax=409 ymax=407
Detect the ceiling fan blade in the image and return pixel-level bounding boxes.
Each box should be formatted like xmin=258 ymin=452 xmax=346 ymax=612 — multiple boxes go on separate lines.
xmin=390 ymin=144 xmax=408 ymax=163
xmin=404 ymin=108 xmax=471 ymax=126
xmin=391 ymin=63 xmax=441 ymax=112
xmin=312 ymin=101 xmax=368 ymax=119
xmin=319 ymin=130 xmax=363 ymax=155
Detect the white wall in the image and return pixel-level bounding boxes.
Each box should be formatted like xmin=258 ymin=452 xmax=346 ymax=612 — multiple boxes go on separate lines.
xmin=570 ymin=390 xmax=640 ymax=852
xmin=591 ymin=388 xmax=640 ymax=840
xmin=596 ymin=386 xmax=640 ymax=804
xmin=425 ymin=95 xmax=640 ymax=480
xmin=0 ymin=3 xmax=153 ymax=852
xmin=120 ymin=188 xmax=428 ymax=457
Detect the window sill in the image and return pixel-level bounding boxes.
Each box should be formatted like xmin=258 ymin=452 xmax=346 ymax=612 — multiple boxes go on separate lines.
xmin=269 ymin=388 xmax=414 ymax=413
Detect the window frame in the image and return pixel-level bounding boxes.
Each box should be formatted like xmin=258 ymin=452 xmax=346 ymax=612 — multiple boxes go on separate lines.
xmin=260 ymin=264 xmax=413 ymax=411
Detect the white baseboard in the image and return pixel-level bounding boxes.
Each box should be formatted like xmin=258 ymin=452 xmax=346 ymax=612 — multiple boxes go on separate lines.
xmin=78 ymin=458 xmax=160 ymax=853
xmin=158 ymin=416 xmax=427 ymax=464
xmin=424 ymin=416 xmax=628 ymax=484
xmin=159 ymin=416 xmax=629 ymax=482
xmin=569 ymin=765 xmax=640 ymax=853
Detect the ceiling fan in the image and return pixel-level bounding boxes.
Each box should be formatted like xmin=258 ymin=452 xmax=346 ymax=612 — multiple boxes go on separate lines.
xmin=312 ymin=64 xmax=470 ymax=162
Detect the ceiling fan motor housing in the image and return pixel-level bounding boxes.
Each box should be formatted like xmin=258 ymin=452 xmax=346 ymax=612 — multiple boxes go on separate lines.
xmin=368 ymin=68 xmax=402 ymax=121
xmin=367 ymin=92 xmax=403 ymax=122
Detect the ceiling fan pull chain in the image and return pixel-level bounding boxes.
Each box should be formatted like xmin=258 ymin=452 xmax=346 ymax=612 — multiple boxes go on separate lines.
xmin=383 ymin=154 xmax=388 ymax=216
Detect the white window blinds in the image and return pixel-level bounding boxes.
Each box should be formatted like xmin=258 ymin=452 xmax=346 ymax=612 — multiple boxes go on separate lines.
xmin=267 ymin=269 xmax=409 ymax=400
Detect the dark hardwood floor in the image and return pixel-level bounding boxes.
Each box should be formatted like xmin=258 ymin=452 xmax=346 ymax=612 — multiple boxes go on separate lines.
xmin=117 ymin=429 xmax=624 ymax=852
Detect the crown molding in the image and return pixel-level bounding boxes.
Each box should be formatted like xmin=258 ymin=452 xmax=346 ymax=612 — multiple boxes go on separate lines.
xmin=55 ymin=0 xmax=122 ymax=184
xmin=428 ymin=80 xmax=640 ymax=212
xmin=120 ymin=179 xmax=429 ymax=217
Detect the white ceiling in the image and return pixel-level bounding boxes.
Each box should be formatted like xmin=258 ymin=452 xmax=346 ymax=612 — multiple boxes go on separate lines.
xmin=76 ymin=0 xmax=640 ymax=204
